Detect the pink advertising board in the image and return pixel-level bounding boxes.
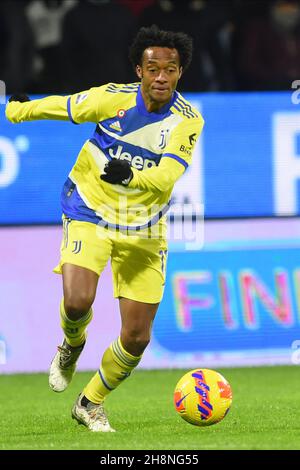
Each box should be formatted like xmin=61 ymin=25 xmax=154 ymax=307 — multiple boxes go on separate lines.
xmin=1 ymin=218 xmax=300 ymax=373
xmin=0 ymin=226 xmax=122 ymax=373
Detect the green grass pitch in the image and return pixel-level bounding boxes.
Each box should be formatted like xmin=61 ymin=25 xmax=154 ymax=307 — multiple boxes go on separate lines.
xmin=0 ymin=366 xmax=300 ymax=450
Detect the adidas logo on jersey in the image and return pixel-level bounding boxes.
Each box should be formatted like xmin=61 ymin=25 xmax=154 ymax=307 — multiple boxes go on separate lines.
xmin=109 ymin=120 xmax=122 ymax=132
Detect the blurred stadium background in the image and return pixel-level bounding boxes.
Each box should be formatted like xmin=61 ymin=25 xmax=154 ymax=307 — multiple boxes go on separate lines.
xmin=2 ymin=0 xmax=300 ymax=373
xmin=1 ymin=0 xmax=300 ymax=431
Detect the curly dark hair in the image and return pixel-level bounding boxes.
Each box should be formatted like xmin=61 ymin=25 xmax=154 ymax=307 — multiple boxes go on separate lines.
xmin=129 ymin=25 xmax=193 ymax=73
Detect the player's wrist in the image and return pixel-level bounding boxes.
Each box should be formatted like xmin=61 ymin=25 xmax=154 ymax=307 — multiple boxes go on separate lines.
xmin=8 ymin=93 xmax=30 ymax=103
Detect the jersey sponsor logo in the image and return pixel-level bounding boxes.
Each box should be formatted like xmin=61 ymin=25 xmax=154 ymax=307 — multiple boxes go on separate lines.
xmin=179 ymin=144 xmax=192 ymax=156
xmin=75 ymin=93 xmax=88 ymax=105
xmin=179 ymin=134 xmax=196 ymax=156
xmin=109 ymin=145 xmax=158 ymax=170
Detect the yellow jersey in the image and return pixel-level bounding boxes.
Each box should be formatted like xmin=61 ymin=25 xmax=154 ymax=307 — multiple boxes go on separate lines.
xmin=6 ymin=83 xmax=204 ymax=230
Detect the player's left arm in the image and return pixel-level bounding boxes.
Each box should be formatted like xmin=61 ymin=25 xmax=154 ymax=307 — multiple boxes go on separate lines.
xmin=128 ymin=115 xmax=204 ymax=192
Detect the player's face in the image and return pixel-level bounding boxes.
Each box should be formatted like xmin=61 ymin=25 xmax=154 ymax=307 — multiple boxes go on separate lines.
xmin=136 ymin=47 xmax=182 ymax=111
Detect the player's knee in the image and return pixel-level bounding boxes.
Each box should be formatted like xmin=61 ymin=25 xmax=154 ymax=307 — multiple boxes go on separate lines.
xmin=134 ymin=337 xmax=150 ymax=353
xmin=122 ymin=331 xmax=150 ymax=356
xmin=64 ymin=294 xmax=93 ymax=321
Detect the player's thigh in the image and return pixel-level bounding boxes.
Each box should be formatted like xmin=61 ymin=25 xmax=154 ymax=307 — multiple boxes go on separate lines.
xmin=62 ymin=263 xmax=99 ymax=311
xmin=111 ymin=234 xmax=168 ymax=304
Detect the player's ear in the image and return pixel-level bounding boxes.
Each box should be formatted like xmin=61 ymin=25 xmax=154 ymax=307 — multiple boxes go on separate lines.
xmin=136 ymin=65 xmax=142 ymax=79
xmin=178 ymin=66 xmax=183 ymax=79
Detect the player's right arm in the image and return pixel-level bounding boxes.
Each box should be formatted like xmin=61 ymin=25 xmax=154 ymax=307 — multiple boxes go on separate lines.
xmin=5 ymin=86 xmax=106 ymax=124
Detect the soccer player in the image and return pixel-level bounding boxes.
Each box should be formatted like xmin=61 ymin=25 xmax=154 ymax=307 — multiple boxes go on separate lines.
xmin=6 ymin=25 xmax=204 ymax=432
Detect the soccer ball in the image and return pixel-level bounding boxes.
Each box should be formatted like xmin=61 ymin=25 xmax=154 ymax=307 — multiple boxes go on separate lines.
xmin=174 ymin=368 xmax=232 ymax=426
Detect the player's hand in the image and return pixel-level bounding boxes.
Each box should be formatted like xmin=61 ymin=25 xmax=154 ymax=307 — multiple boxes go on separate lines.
xmin=8 ymin=94 xmax=30 ymax=103
xmin=100 ymin=159 xmax=133 ymax=185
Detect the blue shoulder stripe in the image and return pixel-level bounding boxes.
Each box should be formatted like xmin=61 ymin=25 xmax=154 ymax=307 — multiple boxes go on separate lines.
xmin=119 ymin=89 xmax=139 ymax=94
xmin=176 ymin=96 xmax=198 ymax=118
xmin=106 ymin=88 xmax=139 ymax=94
xmin=106 ymin=83 xmax=139 ymax=94
xmin=172 ymin=102 xmax=193 ymax=119
xmin=174 ymin=100 xmax=196 ymax=119
xmin=122 ymin=83 xmax=140 ymax=89
xmin=107 ymin=83 xmax=139 ymax=88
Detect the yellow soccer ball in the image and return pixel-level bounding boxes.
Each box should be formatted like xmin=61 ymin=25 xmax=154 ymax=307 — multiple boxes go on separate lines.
xmin=174 ymin=368 xmax=232 ymax=426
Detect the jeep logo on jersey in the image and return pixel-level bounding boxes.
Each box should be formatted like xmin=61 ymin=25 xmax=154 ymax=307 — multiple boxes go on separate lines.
xmin=109 ymin=145 xmax=158 ymax=170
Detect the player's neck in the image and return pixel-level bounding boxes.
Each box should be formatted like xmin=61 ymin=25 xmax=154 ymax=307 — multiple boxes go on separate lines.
xmin=140 ymin=87 xmax=171 ymax=113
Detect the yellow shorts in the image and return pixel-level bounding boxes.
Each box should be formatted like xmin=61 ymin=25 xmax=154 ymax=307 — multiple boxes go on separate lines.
xmin=53 ymin=218 xmax=168 ymax=304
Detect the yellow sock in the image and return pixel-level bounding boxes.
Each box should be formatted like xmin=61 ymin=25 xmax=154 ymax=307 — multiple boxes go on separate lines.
xmin=60 ymin=298 xmax=93 ymax=347
xmin=83 ymin=337 xmax=142 ymax=403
